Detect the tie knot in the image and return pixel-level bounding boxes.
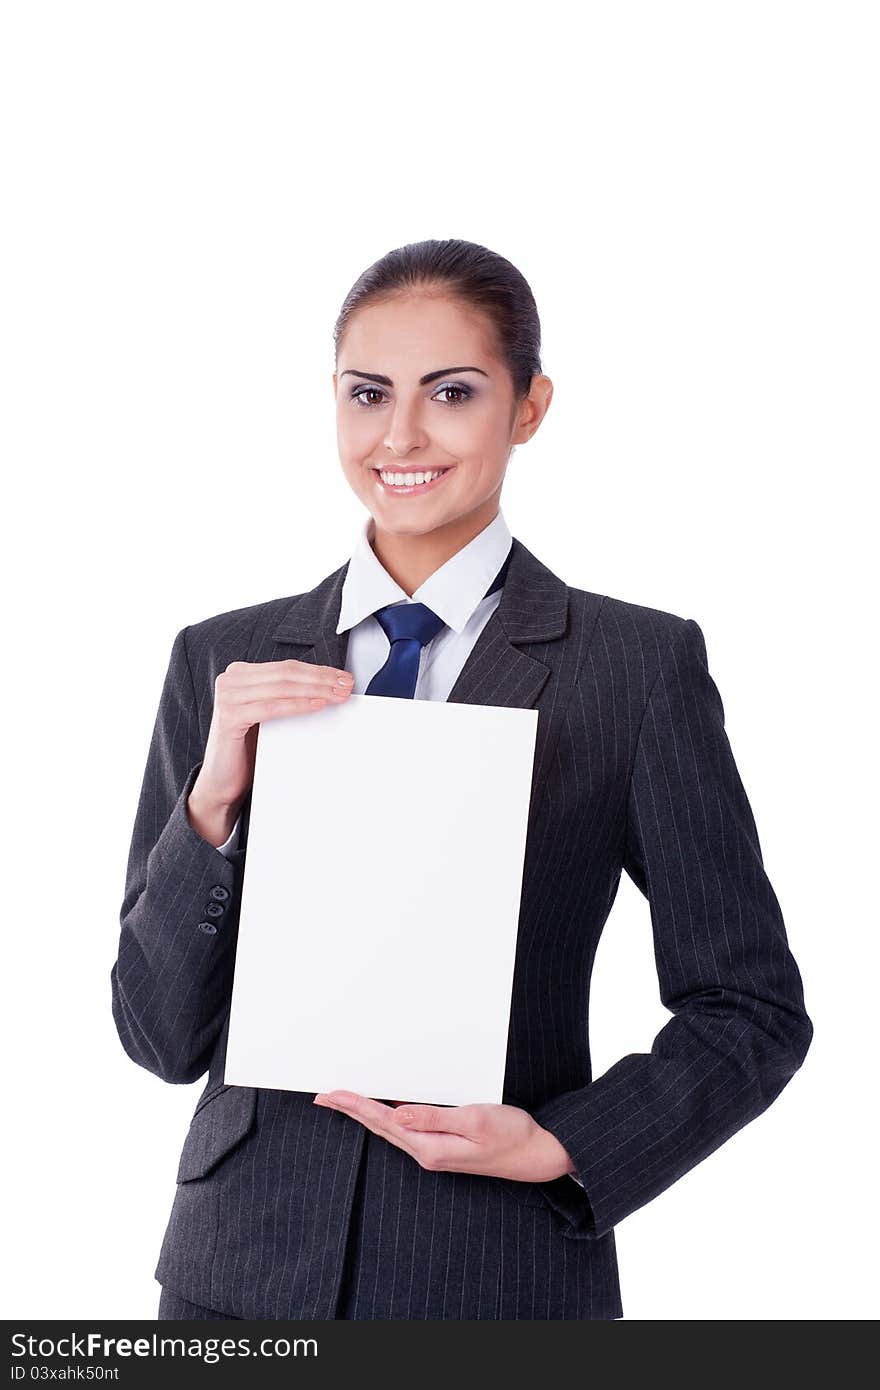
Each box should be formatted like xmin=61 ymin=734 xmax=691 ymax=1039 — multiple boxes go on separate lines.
xmin=372 ymin=600 xmax=446 ymax=648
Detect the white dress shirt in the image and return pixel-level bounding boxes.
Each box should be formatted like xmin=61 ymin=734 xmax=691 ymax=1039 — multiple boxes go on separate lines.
xmin=209 ymin=506 xmax=583 ymax=1187
xmin=216 ymin=507 xmax=512 ymax=854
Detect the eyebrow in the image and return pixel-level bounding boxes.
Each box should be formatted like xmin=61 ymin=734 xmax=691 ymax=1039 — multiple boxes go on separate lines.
xmin=339 ymin=366 xmax=490 ymax=387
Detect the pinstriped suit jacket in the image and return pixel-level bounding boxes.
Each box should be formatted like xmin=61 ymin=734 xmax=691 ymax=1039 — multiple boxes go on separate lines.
xmin=111 ymin=535 xmax=812 ymax=1320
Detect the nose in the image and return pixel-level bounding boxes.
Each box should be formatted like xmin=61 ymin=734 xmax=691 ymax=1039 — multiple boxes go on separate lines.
xmin=383 ymin=399 xmax=429 ymax=457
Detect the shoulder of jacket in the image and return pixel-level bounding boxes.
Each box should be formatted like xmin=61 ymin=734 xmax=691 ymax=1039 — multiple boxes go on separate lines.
xmin=175 ymin=594 xmax=307 ymax=682
xmin=182 ymin=593 xmax=304 ymax=644
xmin=567 ymin=586 xmax=689 ymax=649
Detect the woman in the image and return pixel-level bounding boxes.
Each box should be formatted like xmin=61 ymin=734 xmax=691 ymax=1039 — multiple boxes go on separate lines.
xmin=111 ymin=238 xmax=813 ymax=1321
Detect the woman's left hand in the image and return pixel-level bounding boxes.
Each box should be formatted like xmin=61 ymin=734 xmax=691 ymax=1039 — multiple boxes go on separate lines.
xmin=312 ymin=1090 xmax=575 ymax=1183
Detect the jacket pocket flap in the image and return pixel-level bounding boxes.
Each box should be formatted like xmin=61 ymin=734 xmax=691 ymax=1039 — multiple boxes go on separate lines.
xmin=176 ymin=1085 xmax=258 ymax=1183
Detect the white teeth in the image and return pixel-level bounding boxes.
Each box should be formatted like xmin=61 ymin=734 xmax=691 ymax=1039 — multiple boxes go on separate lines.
xmin=378 ymin=469 xmax=447 ymax=487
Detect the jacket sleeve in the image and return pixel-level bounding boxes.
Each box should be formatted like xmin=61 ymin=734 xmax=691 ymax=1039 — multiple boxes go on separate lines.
xmin=110 ymin=625 xmax=246 ymax=1084
xmin=531 ymin=617 xmax=813 ymax=1239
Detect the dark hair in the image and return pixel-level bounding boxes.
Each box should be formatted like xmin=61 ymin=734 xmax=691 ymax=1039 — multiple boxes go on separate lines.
xmin=333 ymin=239 xmax=542 ymax=404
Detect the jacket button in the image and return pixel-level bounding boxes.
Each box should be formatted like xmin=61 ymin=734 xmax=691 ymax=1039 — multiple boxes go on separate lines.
xmin=209 ymin=885 xmax=230 ymax=901
xmin=204 ymin=901 xmax=225 ymax=918
xmin=198 ymin=921 xmax=217 ymax=934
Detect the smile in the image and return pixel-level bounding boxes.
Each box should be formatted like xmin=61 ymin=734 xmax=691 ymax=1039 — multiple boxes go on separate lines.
xmin=372 ymin=467 xmax=453 ymax=496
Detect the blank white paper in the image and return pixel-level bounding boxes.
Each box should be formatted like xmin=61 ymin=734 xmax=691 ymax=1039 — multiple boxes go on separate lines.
xmin=223 ymin=692 xmax=538 ymax=1106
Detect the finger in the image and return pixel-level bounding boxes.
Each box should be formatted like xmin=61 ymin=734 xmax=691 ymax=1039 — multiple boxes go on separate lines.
xmin=223 ymin=674 xmax=351 ymax=701
xmin=316 ymin=1091 xmax=397 ymax=1121
xmin=225 ymin=660 xmax=352 ymax=684
xmin=315 ymin=1092 xmax=423 ymax=1153
xmin=218 ymin=696 xmax=343 ymax=727
xmin=393 ymin=1104 xmax=483 ymax=1138
xmin=316 ymin=1092 xmax=431 ymax=1140
xmin=314 ymin=1094 xmax=480 ymax=1171
xmin=228 ymin=685 xmax=353 ymax=714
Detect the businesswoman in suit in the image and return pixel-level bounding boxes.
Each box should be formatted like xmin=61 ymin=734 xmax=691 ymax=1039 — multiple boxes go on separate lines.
xmin=111 ymin=238 xmax=813 ymax=1321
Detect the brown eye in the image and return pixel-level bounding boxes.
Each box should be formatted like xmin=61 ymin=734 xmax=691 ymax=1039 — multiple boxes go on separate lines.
xmin=351 ymin=386 xmax=387 ymax=407
xmin=432 ymin=383 xmax=473 ymax=408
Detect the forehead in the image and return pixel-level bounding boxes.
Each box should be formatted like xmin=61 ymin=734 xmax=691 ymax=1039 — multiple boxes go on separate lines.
xmin=339 ymin=292 xmax=500 ymax=368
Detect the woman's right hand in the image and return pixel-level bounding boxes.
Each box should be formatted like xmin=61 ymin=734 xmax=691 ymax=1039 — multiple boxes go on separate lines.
xmin=187 ymin=659 xmax=355 ymax=846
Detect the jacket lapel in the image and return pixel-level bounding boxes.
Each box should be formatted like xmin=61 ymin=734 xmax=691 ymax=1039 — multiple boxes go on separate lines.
xmin=267 ymin=535 xmax=569 ymax=719
xmin=264 ymin=537 xmax=583 ymax=825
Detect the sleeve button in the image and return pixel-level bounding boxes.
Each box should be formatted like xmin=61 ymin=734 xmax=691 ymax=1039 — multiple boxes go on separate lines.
xmin=198 ymin=921 xmax=218 ymax=934
xmin=209 ymin=885 xmax=230 ymax=901
xmin=204 ymin=902 xmax=225 ymax=917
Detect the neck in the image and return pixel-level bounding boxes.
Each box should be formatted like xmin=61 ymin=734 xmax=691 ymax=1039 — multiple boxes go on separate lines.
xmin=369 ymin=494 xmax=502 ymax=596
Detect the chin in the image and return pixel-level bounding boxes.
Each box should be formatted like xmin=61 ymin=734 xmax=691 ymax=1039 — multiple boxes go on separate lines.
xmin=372 ymin=514 xmax=450 ymax=535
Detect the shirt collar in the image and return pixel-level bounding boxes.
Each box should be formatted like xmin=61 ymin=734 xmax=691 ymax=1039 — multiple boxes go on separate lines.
xmin=335 ymin=508 xmax=513 ymax=636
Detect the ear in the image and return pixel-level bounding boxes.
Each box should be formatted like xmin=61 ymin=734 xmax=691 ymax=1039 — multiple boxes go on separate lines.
xmin=517 ymin=374 xmax=553 ymax=443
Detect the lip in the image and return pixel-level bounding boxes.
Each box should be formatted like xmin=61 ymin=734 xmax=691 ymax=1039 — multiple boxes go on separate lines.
xmin=372 ymin=466 xmax=454 ymax=497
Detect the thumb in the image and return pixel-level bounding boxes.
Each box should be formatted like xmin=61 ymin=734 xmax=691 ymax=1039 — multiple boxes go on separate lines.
xmin=393 ymin=1104 xmax=434 ymax=1129
xmin=395 ymin=1103 xmax=477 ymax=1134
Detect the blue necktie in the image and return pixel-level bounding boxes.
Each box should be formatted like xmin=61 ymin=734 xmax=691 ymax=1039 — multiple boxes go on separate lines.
xmin=365 ymin=549 xmax=511 ymax=700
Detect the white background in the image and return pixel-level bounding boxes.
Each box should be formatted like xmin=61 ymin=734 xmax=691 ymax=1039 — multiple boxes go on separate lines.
xmin=2 ymin=0 xmax=876 ymax=1321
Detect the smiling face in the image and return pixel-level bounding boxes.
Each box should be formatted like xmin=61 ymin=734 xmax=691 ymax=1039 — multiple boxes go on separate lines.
xmin=333 ymin=289 xmax=552 ymax=556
